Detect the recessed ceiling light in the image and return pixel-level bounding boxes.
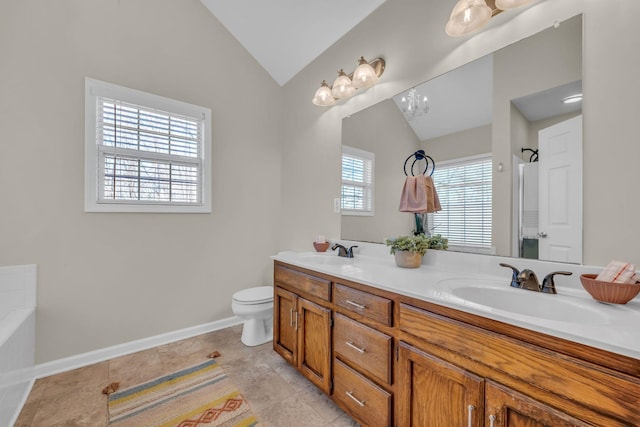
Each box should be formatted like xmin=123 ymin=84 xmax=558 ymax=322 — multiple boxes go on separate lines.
xmin=562 ymin=94 xmax=583 ymax=104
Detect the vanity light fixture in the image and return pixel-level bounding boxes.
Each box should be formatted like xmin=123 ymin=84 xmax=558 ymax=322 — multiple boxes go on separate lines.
xmin=332 ymin=69 xmax=356 ymax=99
xmin=446 ymin=0 xmax=537 ymax=37
xmin=562 ymin=94 xmax=583 ymax=104
xmin=311 ymin=57 xmax=385 ymax=107
xmin=495 ymin=0 xmax=534 ymax=10
xmin=352 ymin=56 xmax=380 ymax=89
xmin=312 ymin=80 xmax=336 ymax=107
xmin=401 ymin=88 xmax=429 ymax=121
xmin=445 ymin=0 xmax=493 ymax=37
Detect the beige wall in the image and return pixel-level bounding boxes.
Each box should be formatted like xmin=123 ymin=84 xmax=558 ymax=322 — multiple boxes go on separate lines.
xmin=0 ymin=0 xmax=282 ymax=362
xmin=422 ymin=125 xmax=492 ymax=162
xmin=281 ymin=0 xmax=640 ymax=267
xmin=341 ymin=99 xmax=417 ymax=243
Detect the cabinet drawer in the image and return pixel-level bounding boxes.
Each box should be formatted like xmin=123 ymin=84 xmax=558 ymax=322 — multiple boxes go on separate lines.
xmin=334 ymin=313 xmax=392 ymax=385
xmin=334 ymin=283 xmax=392 ymax=326
xmin=274 ymin=264 xmax=331 ymax=301
xmin=333 ymin=359 xmax=392 ymax=427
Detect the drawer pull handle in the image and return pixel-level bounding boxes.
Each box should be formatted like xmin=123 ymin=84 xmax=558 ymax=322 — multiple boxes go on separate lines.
xmin=289 ymin=308 xmax=294 ymax=327
xmin=467 ymin=405 xmax=474 ymax=427
xmin=346 ymin=300 xmax=366 ymax=310
xmin=294 ymin=311 xmax=299 ymax=331
xmin=345 ymin=391 xmax=366 ymax=407
xmin=346 ymin=341 xmax=366 ymax=354
xmin=489 ymin=414 xmax=496 ymax=427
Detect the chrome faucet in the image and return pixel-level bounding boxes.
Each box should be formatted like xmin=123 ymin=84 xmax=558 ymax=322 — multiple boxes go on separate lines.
xmin=499 ymin=263 xmax=572 ymax=294
xmin=332 ymin=243 xmax=358 ymax=258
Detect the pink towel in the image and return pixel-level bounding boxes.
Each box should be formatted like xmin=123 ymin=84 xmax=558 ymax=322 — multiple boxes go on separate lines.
xmin=424 ymin=176 xmax=442 ymax=213
xmin=399 ymin=175 xmax=442 ymax=213
xmin=399 ymin=176 xmax=428 ymax=213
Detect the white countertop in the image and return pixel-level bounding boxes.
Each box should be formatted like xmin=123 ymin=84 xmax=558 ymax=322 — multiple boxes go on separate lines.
xmin=272 ymin=246 xmax=640 ymax=360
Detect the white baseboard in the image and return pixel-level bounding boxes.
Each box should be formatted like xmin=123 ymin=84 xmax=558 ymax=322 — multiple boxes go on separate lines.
xmin=32 ymin=316 xmax=243 ymax=379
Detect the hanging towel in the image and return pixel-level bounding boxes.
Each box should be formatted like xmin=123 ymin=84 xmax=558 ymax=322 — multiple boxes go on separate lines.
xmin=424 ymin=176 xmax=442 ymax=213
xmin=399 ymin=175 xmax=428 ymax=213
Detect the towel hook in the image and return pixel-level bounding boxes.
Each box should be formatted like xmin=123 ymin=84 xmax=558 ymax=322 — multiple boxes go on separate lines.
xmin=403 ymin=150 xmax=435 ymax=176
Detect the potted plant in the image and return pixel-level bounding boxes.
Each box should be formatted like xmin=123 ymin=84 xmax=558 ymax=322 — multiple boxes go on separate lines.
xmin=426 ymin=234 xmax=448 ymax=250
xmin=385 ymin=235 xmax=431 ymax=268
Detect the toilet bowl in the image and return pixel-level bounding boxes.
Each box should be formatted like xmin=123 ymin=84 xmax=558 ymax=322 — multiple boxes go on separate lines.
xmin=231 ymin=286 xmax=274 ymax=346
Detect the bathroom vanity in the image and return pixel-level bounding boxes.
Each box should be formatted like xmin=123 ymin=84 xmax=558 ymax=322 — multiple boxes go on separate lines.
xmin=272 ymin=250 xmax=640 ymax=427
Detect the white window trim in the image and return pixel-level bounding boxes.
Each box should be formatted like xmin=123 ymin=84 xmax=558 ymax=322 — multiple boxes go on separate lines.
xmin=341 ymin=145 xmax=374 ymax=217
xmin=84 ymin=78 xmax=212 ymax=213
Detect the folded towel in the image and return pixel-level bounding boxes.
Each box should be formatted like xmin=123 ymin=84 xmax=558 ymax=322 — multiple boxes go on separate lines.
xmin=399 ymin=176 xmax=428 ymax=213
xmin=596 ymin=260 xmax=638 ymax=284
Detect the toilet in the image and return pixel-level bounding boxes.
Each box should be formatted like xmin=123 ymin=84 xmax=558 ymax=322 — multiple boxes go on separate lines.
xmin=231 ymin=286 xmax=274 ymax=346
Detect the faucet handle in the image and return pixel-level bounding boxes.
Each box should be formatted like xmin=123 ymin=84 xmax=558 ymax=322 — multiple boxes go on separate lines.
xmin=346 ymin=245 xmax=359 ymax=258
xmin=541 ymin=271 xmax=572 ymax=294
xmin=499 ymin=263 xmax=522 ymax=288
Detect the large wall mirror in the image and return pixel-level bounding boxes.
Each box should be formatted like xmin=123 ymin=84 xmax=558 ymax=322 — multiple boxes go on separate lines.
xmin=341 ymin=14 xmax=583 ymax=263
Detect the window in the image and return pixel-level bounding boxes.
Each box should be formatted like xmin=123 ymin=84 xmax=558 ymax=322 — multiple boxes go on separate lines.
xmin=429 ymin=154 xmax=493 ymax=253
xmin=341 ymin=146 xmax=374 ymax=216
xmin=85 ymin=78 xmax=211 ymax=213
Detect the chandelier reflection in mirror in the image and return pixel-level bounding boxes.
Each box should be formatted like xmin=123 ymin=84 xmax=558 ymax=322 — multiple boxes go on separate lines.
xmin=401 ymin=88 xmax=429 ymax=121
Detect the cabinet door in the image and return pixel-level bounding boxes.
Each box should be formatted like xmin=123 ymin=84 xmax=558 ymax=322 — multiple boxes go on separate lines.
xmin=397 ymin=342 xmax=484 ymax=427
xmin=274 ymin=287 xmax=298 ymax=366
xmin=485 ymin=381 xmax=594 ymax=427
xmin=297 ymin=297 xmax=332 ymax=394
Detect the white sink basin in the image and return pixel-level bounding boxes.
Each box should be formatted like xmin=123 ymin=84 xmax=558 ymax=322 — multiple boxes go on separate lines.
xmin=298 ymin=253 xmax=354 ymax=265
xmin=436 ymin=278 xmax=609 ymax=324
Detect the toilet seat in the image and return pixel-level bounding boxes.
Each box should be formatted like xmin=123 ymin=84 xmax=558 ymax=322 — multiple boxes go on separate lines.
xmin=232 ymin=286 xmax=273 ymax=305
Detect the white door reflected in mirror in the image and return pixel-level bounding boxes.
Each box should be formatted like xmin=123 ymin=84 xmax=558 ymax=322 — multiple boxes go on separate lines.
xmin=538 ymin=115 xmax=583 ymax=263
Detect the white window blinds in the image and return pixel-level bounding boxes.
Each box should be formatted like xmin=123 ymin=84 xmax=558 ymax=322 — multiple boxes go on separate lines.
xmin=97 ymin=99 xmax=202 ymax=204
xmin=341 ymin=146 xmax=374 ymax=216
xmin=430 ymin=155 xmax=492 ymax=250
xmin=85 ymin=78 xmax=211 ymax=213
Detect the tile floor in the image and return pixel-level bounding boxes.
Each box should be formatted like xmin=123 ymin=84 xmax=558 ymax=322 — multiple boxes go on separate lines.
xmin=15 ymin=325 xmax=359 ymax=426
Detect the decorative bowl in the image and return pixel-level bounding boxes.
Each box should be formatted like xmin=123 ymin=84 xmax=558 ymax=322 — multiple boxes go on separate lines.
xmin=313 ymin=241 xmax=330 ymax=252
xmin=579 ymin=274 xmax=640 ymax=304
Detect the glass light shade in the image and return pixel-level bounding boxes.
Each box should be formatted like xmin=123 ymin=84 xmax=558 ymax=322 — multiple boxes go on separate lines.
xmin=445 ymin=0 xmax=492 ymax=37
xmin=331 ymin=69 xmax=355 ymax=99
xmin=495 ymin=0 xmax=534 ymax=10
xmin=312 ymin=81 xmax=336 ymax=107
xmin=352 ymin=57 xmax=379 ymax=89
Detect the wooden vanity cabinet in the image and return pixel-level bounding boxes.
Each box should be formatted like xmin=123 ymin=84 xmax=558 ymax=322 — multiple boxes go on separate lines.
xmin=273 ymin=263 xmax=332 ymax=394
xmin=273 ymin=261 xmax=640 ymax=427
xmin=397 ymin=342 xmax=484 ymax=427
xmin=485 ymin=381 xmax=594 ymax=427
xmin=398 ymin=303 xmax=637 ymax=427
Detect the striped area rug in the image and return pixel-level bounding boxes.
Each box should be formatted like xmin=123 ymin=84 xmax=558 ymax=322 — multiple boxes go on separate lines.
xmin=108 ymin=359 xmax=258 ymax=427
